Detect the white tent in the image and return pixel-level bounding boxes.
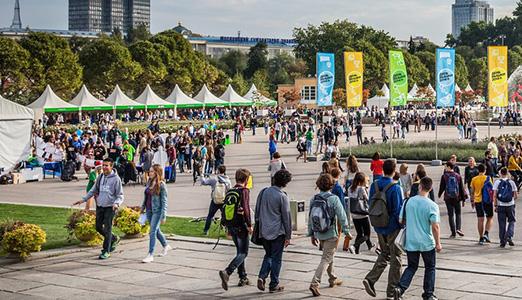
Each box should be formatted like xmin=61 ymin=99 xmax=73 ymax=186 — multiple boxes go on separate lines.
xmin=367 ymin=84 xmax=389 ymax=109
xmin=455 ymin=84 xmax=462 ymax=93
xmin=135 ymin=84 xmax=173 ymax=109
xmin=408 ymin=83 xmax=419 ymax=100
xmin=194 ymin=84 xmax=229 ymax=107
xmin=0 ymin=95 xmax=34 ymax=174
xmin=427 ymin=83 xmax=436 ymax=96
xmin=244 ymin=84 xmax=277 ymax=106
xmin=105 ymin=85 xmax=144 ymax=109
xmin=165 ymin=84 xmax=202 ymax=109
xmin=27 ymin=85 xmax=77 ymax=118
xmin=465 ymin=84 xmax=474 ymax=93
xmin=70 ymin=85 xmax=112 ymax=111
xmin=220 ymin=85 xmax=253 ymax=107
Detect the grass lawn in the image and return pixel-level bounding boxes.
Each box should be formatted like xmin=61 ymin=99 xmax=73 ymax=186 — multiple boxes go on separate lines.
xmin=0 ymin=203 xmax=224 ymax=252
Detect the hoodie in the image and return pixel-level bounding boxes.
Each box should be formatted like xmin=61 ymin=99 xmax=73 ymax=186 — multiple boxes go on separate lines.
xmin=83 ymin=170 xmax=124 ymax=207
xmin=201 ymin=174 xmax=232 ymax=202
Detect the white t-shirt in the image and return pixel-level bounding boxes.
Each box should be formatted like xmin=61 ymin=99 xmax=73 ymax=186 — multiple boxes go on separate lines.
xmin=493 ymin=178 xmax=517 ymax=206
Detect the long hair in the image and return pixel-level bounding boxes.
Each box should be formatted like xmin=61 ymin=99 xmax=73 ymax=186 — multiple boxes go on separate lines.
xmin=351 ymin=172 xmax=366 ymax=193
xmin=149 ymin=164 xmax=164 ymax=195
xmin=347 ymin=155 xmax=359 ymax=173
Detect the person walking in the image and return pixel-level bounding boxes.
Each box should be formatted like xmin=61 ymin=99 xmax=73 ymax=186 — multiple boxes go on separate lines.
xmin=465 ymin=157 xmax=479 ymax=211
xmin=201 ymin=165 xmax=232 ymax=235
xmin=73 ymin=158 xmax=124 ymax=259
xmin=308 ymin=173 xmax=351 ymax=297
xmin=219 ymin=169 xmax=252 ymax=290
xmin=393 ymin=177 xmax=442 ymax=300
xmin=140 ymin=164 xmax=173 ymax=263
xmin=255 ymin=169 xmax=293 ymax=293
xmin=269 ymin=135 xmax=277 ymax=160
xmin=268 ymin=152 xmax=286 ymax=186
xmin=85 ymin=165 xmax=102 ymax=210
xmin=470 ymin=164 xmax=494 ymax=245
xmin=493 ymin=167 xmax=518 ymax=248
xmin=362 ymin=159 xmax=404 ymax=299
xmin=438 ymin=161 xmax=466 ymax=238
xmin=348 ymin=172 xmax=374 ymax=254
xmin=370 ymin=152 xmax=384 ymax=182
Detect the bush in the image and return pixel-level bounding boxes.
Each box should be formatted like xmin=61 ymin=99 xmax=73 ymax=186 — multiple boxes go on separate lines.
xmin=65 ymin=210 xmax=102 ymax=246
xmin=114 ymin=206 xmax=149 ymax=237
xmin=2 ymin=223 xmax=46 ymax=261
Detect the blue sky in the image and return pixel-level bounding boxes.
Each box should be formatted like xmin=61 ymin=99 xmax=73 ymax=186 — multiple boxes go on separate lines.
xmin=0 ymin=0 xmax=516 ymax=44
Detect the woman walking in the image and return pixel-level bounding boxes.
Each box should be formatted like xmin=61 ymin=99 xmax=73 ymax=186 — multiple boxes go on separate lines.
xmin=347 ymin=172 xmax=374 ymax=254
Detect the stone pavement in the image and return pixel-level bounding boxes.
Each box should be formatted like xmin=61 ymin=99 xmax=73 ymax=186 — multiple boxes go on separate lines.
xmin=1 ymin=233 xmax=522 ymax=300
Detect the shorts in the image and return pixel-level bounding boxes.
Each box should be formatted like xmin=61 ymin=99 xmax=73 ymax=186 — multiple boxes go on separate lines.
xmin=475 ymin=202 xmax=494 ymax=218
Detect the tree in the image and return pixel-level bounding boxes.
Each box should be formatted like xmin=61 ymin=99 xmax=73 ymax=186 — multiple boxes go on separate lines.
xmin=467 ymin=57 xmax=487 ymax=91
xmin=125 ymin=24 xmax=152 ymax=45
xmin=218 ymin=50 xmax=248 ymax=77
xmin=508 ymin=49 xmax=522 ymax=76
xmin=353 ymin=40 xmax=388 ymax=94
xmin=282 ymin=88 xmax=301 ymax=106
xmin=128 ymin=40 xmax=168 ymax=95
xmin=0 ymin=37 xmax=30 ymax=103
xmin=69 ymin=36 xmax=92 ymax=54
xmin=230 ymin=73 xmax=248 ymax=95
xmin=455 ymin=53 xmax=469 ymax=89
xmin=445 ymin=34 xmax=457 ymax=47
xmin=251 ymin=69 xmax=270 ymax=96
xmin=244 ymin=41 xmax=268 ymax=79
xmin=415 ymin=51 xmax=436 ymax=85
xmin=514 ymin=1 xmax=522 ymax=18
xmin=403 ymin=51 xmax=430 ymax=88
xmin=408 ymin=36 xmax=416 ymax=54
xmin=332 ymin=88 xmax=346 ymax=107
xmin=79 ymin=37 xmax=142 ymax=96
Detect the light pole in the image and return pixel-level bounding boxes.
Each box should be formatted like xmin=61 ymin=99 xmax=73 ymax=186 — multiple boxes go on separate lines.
xmin=499 ymin=34 xmax=506 ymax=46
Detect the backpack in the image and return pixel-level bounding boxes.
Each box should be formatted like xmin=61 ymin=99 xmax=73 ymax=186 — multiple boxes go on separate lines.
xmin=213 ymin=180 xmax=228 ymax=205
xmin=309 ymin=193 xmax=334 ymax=233
xmin=481 ymin=176 xmax=494 ymax=204
xmin=497 ymin=179 xmax=514 ymax=203
xmin=445 ymin=173 xmax=459 ymax=199
xmin=217 ymin=146 xmax=225 ymax=158
xmin=61 ymin=160 xmax=76 ymax=182
xmin=221 ymin=188 xmax=244 ymax=227
xmin=368 ymin=181 xmax=396 ymax=227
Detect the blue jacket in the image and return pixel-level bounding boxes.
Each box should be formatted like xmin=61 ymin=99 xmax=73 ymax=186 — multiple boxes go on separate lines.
xmin=141 ymin=181 xmax=168 ymax=221
xmin=331 ymin=181 xmax=346 ymax=211
xmin=368 ymin=176 xmax=403 ymax=236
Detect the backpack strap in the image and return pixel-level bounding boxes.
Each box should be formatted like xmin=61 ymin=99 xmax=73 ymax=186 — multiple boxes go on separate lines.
xmin=383 ymin=181 xmax=397 ymax=193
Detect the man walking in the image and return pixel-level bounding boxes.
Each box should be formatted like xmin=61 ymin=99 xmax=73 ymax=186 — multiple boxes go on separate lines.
xmin=438 ymin=161 xmax=466 ymax=238
xmin=394 ymin=177 xmax=442 ymax=300
xmin=256 ymin=170 xmax=293 ymax=293
xmin=201 ymin=165 xmax=231 ymax=235
xmin=74 ymin=158 xmax=123 ymax=259
xmin=363 ymin=159 xmax=404 ymax=299
xmin=493 ymin=167 xmax=517 ymax=248
xmin=470 ymin=164 xmax=494 ymax=245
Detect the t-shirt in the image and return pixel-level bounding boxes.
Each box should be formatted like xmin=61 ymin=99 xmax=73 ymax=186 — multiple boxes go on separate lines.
xmin=493 ymin=178 xmax=517 ymax=206
xmin=400 ymin=195 xmax=440 ymax=252
xmin=470 ymin=174 xmax=491 ymax=203
xmin=370 ymin=159 xmax=384 ymax=176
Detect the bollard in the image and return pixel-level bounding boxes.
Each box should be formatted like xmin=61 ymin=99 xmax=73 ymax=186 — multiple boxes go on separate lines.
xmin=290 ymin=200 xmax=306 ymax=231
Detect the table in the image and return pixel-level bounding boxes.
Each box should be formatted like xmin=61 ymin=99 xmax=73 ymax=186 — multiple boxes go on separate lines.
xmin=43 ymin=162 xmax=62 ymax=179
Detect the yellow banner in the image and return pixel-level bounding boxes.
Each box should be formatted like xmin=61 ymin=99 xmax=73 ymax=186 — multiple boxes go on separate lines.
xmin=488 ymin=46 xmax=508 ymax=107
xmin=344 ymin=52 xmax=363 ymax=107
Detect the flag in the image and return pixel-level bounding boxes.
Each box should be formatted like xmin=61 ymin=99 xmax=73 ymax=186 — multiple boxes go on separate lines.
xmin=488 ymin=46 xmax=508 ymax=107
xmin=344 ymin=51 xmax=363 ymax=107
xmin=316 ymin=52 xmax=335 ymax=106
xmin=436 ymin=48 xmax=456 ymax=108
xmin=389 ymin=50 xmax=408 ymax=107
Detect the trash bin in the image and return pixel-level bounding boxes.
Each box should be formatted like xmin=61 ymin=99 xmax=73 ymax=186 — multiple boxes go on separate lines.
xmin=290 ymin=200 xmax=306 ymax=231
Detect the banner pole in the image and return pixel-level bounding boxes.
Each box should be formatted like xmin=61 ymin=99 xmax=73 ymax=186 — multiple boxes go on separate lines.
xmin=435 ymin=107 xmax=439 ymax=161
xmin=390 ymin=112 xmax=393 ymax=158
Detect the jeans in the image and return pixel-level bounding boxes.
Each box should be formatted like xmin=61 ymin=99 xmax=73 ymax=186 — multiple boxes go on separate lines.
xmin=204 ymin=201 xmax=223 ymax=233
xmin=252 ymin=125 xmax=256 ymax=136
xmin=215 ymin=158 xmax=224 ymax=172
xmin=205 ymin=160 xmax=214 ymax=174
xmin=259 ymin=235 xmax=285 ymax=289
xmin=147 ymin=210 xmax=167 ymax=255
xmin=357 ymin=134 xmax=363 ymax=145
xmin=316 ymin=138 xmax=324 ymax=153
xmin=177 ymin=153 xmax=185 ymax=173
xmin=353 ymin=218 xmax=372 ymax=251
xmin=445 ymin=201 xmax=461 ymax=236
xmin=497 ymin=205 xmax=516 ymax=245
xmin=398 ymin=249 xmax=436 ymax=299
xmin=95 ymin=206 xmax=117 ymax=253
xmin=306 ymin=140 xmax=313 ymax=156
xmin=365 ymin=230 xmax=402 ymax=298
xmin=311 ymin=237 xmax=339 ymax=286
xmin=226 ymin=227 xmax=249 ymax=279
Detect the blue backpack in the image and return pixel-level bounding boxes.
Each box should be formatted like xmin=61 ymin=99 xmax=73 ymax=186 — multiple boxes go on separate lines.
xmin=445 ymin=173 xmax=459 ymax=199
xmin=497 ymin=180 xmax=514 ymax=203
xmin=481 ymin=176 xmax=494 ymax=204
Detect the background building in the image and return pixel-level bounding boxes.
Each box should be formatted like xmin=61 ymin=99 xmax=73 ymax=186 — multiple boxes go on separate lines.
xmin=277 ymin=77 xmax=317 ymax=108
xmin=452 ymin=0 xmax=494 ymax=38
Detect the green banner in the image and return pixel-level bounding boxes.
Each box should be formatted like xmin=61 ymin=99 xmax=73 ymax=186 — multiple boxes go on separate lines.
xmin=389 ymin=50 xmax=408 ymax=107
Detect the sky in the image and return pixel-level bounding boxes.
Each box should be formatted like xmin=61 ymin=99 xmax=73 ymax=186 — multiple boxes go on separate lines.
xmin=0 ymin=0 xmax=516 ymax=45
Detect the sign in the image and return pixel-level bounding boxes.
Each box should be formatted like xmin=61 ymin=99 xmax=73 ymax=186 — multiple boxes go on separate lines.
xmin=297 ymin=201 xmax=305 ymax=212
xmin=436 ymin=48 xmax=456 ymax=108
xmin=344 ymin=51 xmax=364 ymax=107
xmin=389 ymin=50 xmax=408 ymax=107
xmin=488 ymin=46 xmax=508 ymax=107
xmin=316 ymin=52 xmax=335 ymax=106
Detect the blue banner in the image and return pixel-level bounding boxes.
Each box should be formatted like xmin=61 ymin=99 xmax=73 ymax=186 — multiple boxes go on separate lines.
xmin=436 ymin=48 xmax=455 ymax=108
xmin=316 ymin=52 xmax=335 ymax=106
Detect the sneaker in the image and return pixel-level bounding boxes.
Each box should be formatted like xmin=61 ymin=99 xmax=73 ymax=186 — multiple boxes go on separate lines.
xmin=484 ymin=234 xmax=491 ymax=243
xmin=456 ymin=230 xmax=465 ymax=237
xmin=219 ymin=270 xmax=229 ymax=291
xmin=508 ymin=239 xmax=515 ymax=246
xmin=203 ymin=230 xmax=209 ymax=236
xmin=269 ymin=285 xmax=284 ymax=293
xmin=367 ymin=242 xmax=376 ymax=251
xmin=393 ymin=287 xmax=403 ymax=300
xmin=309 ymin=285 xmax=320 ymax=297
xmin=238 ymin=277 xmax=250 ymax=287
xmin=478 ymin=237 xmax=485 ymax=245
xmin=98 ymin=251 xmax=110 ymax=260
xmin=142 ymin=254 xmax=154 ymax=263
xmin=257 ymin=278 xmax=266 ymax=291
xmin=449 ymin=234 xmax=456 ymax=239
xmin=424 ymin=296 xmax=439 ymax=300
xmin=110 ymin=235 xmax=121 ymax=252
xmin=160 ymin=245 xmax=173 ymax=257
xmin=375 ymin=248 xmax=382 ymax=256
xmin=500 ymin=243 xmax=506 ymax=248
xmin=328 ymin=278 xmax=343 ymax=287
xmin=363 ymin=279 xmax=376 ymax=297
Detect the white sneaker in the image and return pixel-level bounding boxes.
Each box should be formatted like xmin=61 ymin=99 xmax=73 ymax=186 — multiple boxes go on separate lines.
xmin=142 ymin=254 xmax=154 ymax=263
xmin=160 ymin=245 xmax=173 ymax=257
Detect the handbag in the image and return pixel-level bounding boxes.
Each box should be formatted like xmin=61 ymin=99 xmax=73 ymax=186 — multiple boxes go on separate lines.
xmin=251 ymin=188 xmax=267 ymax=246
xmin=394 ymin=199 xmax=409 ymax=252
xmin=349 ymin=188 xmax=369 ymax=215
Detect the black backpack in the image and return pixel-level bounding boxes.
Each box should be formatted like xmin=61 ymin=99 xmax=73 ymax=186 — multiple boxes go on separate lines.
xmin=368 ymin=181 xmax=396 ymax=227
xmin=221 ymin=188 xmax=244 ymax=227
xmin=309 ymin=193 xmax=335 ymax=233
xmin=61 ymin=160 xmax=76 ymax=182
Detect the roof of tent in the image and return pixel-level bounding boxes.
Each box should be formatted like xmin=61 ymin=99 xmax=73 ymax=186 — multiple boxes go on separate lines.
xmin=244 ymin=84 xmax=277 ymax=107
xmin=427 ymin=83 xmax=436 ymax=95
xmin=27 ymin=85 xmax=78 ymax=112
xmin=220 ymin=85 xmax=253 ymax=107
xmin=165 ymin=85 xmax=202 ymax=108
xmin=105 ymin=85 xmax=144 ymax=109
xmin=135 ymin=85 xmax=173 ymax=109
xmin=367 ymin=84 xmax=389 ymax=109
xmin=408 ymin=83 xmax=419 ymax=98
xmin=455 ymin=84 xmax=461 ymax=93
xmin=70 ymin=85 xmax=112 ymax=111
xmin=0 ymin=94 xmax=34 ymax=121
xmin=194 ymin=84 xmax=229 ymax=107
xmin=465 ymin=84 xmax=474 ymax=92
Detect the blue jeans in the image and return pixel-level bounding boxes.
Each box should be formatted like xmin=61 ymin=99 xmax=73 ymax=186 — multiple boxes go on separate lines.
xmin=204 ymin=160 xmax=214 ymax=174
xmin=214 ymin=158 xmax=224 ymax=171
xmin=177 ymin=153 xmax=185 ymax=173
xmin=497 ymin=205 xmax=516 ymax=245
xmin=398 ymin=249 xmax=436 ymax=299
xmin=226 ymin=226 xmax=249 ymax=279
xmin=147 ymin=211 xmax=167 ymax=255
xmin=306 ymin=140 xmax=313 ymax=155
xmin=204 ymin=201 xmax=222 ymax=233
xmin=259 ymin=235 xmax=285 ymax=289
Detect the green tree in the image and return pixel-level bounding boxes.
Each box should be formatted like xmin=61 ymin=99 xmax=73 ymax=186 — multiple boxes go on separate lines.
xmin=0 ymin=37 xmax=30 ymax=103
xmin=455 ymin=53 xmax=469 ymax=88
xmin=218 ymin=50 xmax=248 ymax=77
xmin=408 ymin=36 xmax=416 ymax=54
xmin=353 ymin=40 xmax=388 ymax=94
xmin=230 ymin=73 xmax=248 ymax=95
xmin=244 ymin=41 xmax=268 ymax=79
xmin=508 ymin=49 xmax=522 ymax=76
xmin=69 ymin=36 xmax=92 ymax=54
xmin=467 ymin=57 xmax=487 ymax=91
xmin=128 ymin=41 xmax=168 ymax=95
xmin=79 ymin=37 xmax=142 ymax=96
xmin=251 ymin=69 xmax=270 ymax=96
xmin=415 ymin=51 xmax=436 ymax=85
xmin=403 ymin=51 xmax=430 ymax=88
xmin=125 ymin=24 xmax=152 ymax=45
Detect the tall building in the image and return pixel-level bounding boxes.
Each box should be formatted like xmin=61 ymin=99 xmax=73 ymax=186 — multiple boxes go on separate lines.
xmin=69 ymin=0 xmax=149 ymax=33
xmin=452 ymin=0 xmax=494 ymax=38
xmin=10 ymin=0 xmax=22 ymax=29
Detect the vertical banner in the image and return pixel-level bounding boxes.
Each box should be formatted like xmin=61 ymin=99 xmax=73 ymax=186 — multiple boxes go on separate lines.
xmin=344 ymin=52 xmax=364 ymax=107
xmin=316 ymin=52 xmax=335 ymax=106
xmin=436 ymin=48 xmax=456 ymax=108
xmin=389 ymin=50 xmax=408 ymax=107
xmin=488 ymin=46 xmax=508 ymax=107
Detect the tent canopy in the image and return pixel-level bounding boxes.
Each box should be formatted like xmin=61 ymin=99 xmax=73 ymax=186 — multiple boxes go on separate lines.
xmin=27 ymin=85 xmax=78 ymax=112
xmin=244 ymin=84 xmax=277 ymax=107
xmin=0 ymin=94 xmax=34 ymax=121
xmin=465 ymin=84 xmax=474 ymax=93
xmin=70 ymin=85 xmax=112 ymax=111
xmin=165 ymin=85 xmax=202 ymax=108
xmin=455 ymin=84 xmax=461 ymax=93
xmin=105 ymin=85 xmax=144 ymax=110
xmin=220 ymin=85 xmax=253 ymax=107
xmin=367 ymin=84 xmax=389 ymax=109
xmin=408 ymin=83 xmax=419 ymax=99
xmin=194 ymin=84 xmax=229 ymax=107
xmin=135 ymin=84 xmax=173 ymax=109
